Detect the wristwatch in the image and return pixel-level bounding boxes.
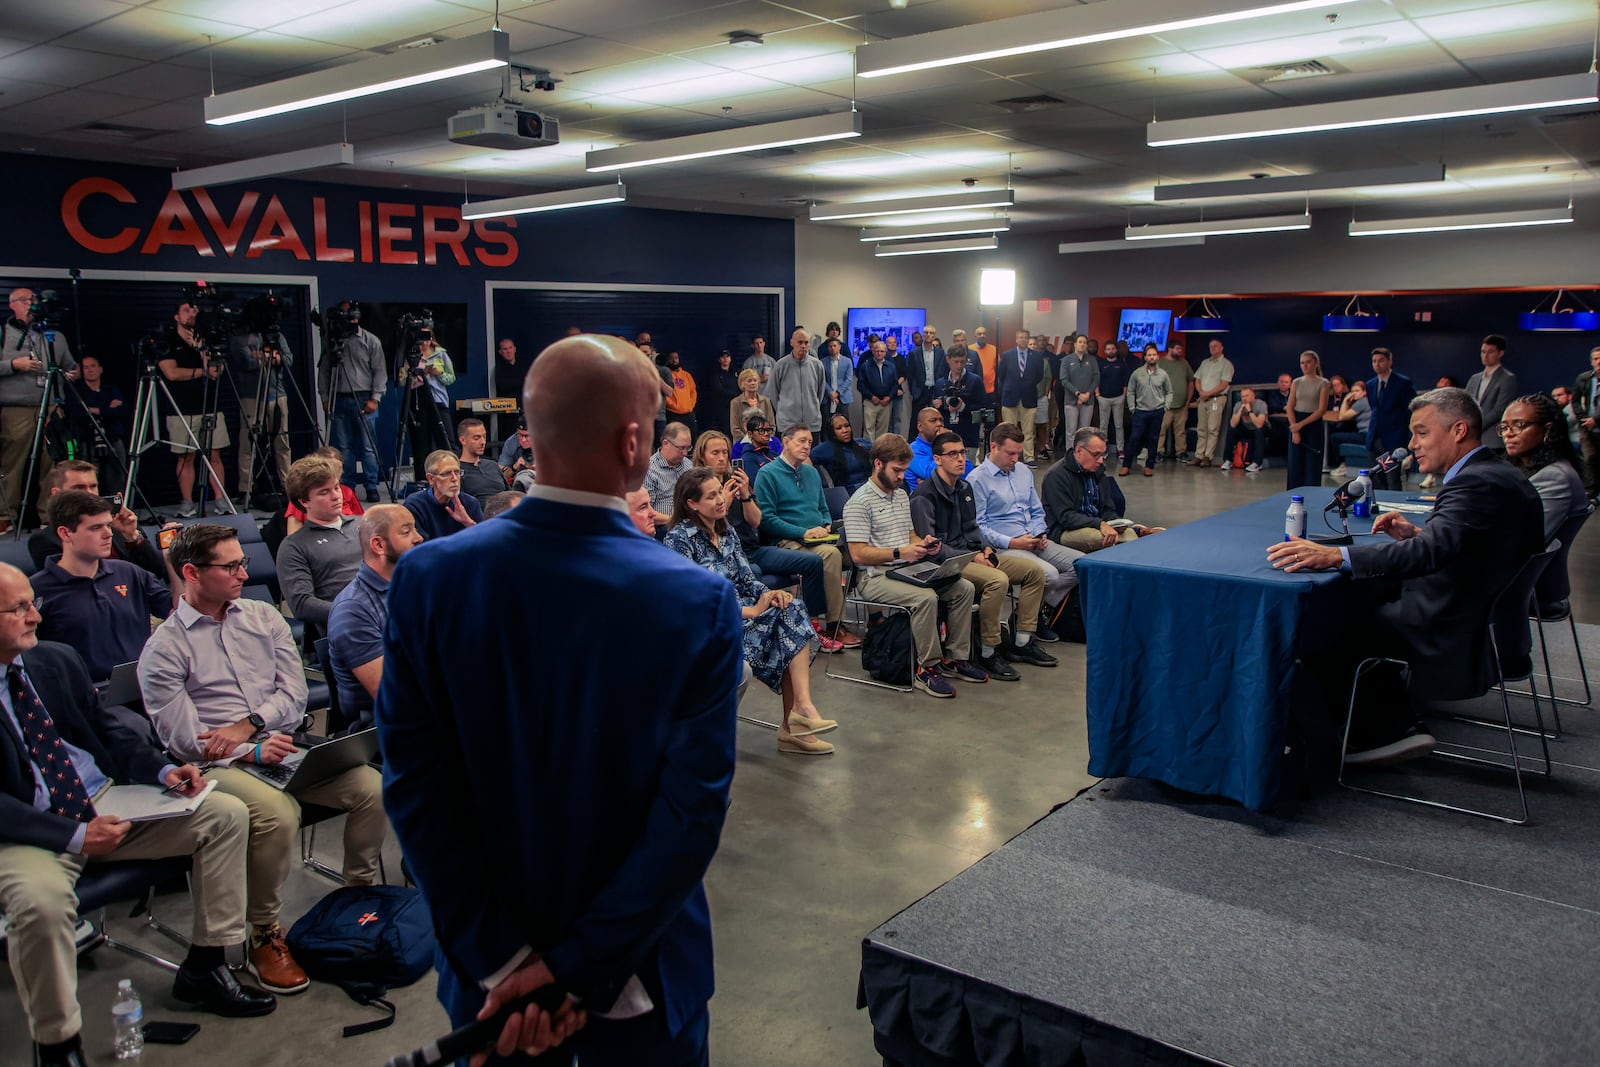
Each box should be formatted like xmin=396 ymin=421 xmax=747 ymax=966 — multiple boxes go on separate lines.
xmin=892 ymin=547 xmax=901 ymax=560
xmin=247 ymin=712 xmax=266 ymax=733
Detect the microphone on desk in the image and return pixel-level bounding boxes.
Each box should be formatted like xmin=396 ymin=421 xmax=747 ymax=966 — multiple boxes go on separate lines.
xmin=383 ymin=983 xmax=570 ymax=1067
xmin=1328 ymin=448 xmax=1408 ymax=510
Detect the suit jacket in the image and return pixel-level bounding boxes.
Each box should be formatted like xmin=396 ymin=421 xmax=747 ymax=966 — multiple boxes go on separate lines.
xmin=0 ymin=641 xmax=168 ymax=853
xmin=1363 ymin=372 xmax=1416 ymax=452
xmin=375 ymin=493 xmax=742 ymax=1037
xmin=1346 ymin=449 xmax=1543 ymax=698
xmin=1574 ymin=370 xmax=1598 ymax=422
xmin=905 ymin=348 xmax=936 ymax=405
xmin=1464 ymin=366 xmax=1520 ymax=442
xmin=996 ymin=346 xmax=1045 ymax=409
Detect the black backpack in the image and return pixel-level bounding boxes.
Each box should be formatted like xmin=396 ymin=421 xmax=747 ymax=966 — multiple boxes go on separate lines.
xmin=1050 ymin=588 xmax=1086 ymax=644
xmin=861 ymin=612 xmax=915 ymax=685
xmin=287 ymin=885 xmax=437 ymax=1037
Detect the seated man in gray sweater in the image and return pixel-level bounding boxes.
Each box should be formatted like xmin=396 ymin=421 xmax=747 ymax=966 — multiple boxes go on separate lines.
xmin=275 ymin=455 xmax=362 ymax=628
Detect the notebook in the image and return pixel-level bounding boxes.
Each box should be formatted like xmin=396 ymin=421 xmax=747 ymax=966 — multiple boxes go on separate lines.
xmin=96 ymin=780 xmax=217 ymax=822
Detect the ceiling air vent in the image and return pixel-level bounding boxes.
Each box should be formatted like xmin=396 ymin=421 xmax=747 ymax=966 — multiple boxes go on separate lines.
xmin=991 ymin=94 xmax=1071 ymax=113
xmin=71 ymin=122 xmax=160 ymax=139
xmin=1253 ymin=59 xmax=1341 ymax=83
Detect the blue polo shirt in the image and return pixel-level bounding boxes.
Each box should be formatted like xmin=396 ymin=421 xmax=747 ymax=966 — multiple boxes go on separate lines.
xmin=327 ymin=562 xmax=388 ymax=730
xmin=31 ymin=556 xmax=172 ymax=682
xmin=403 ymin=489 xmax=484 ymax=541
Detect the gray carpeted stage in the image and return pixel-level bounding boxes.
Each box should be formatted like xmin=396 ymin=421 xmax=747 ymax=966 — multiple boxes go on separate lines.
xmin=860 ymin=625 xmax=1600 ymax=1067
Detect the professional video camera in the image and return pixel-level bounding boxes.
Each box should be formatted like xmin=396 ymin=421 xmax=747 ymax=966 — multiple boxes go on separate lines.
xmin=180 ymin=280 xmax=242 ymax=349
xmin=26 ymin=289 xmax=69 ymax=333
xmin=395 ymin=309 xmax=435 ymax=380
xmin=309 ymin=301 xmax=361 ymax=344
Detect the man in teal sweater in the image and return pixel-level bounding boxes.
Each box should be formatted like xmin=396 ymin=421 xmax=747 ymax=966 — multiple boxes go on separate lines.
xmin=753 ymin=425 xmax=857 ymax=647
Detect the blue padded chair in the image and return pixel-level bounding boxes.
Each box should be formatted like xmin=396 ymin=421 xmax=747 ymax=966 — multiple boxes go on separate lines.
xmin=74 ymin=858 xmax=192 ymax=972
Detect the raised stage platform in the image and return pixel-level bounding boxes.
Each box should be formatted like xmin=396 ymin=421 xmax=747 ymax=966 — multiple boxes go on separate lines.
xmin=860 ymin=627 xmax=1600 ymax=1066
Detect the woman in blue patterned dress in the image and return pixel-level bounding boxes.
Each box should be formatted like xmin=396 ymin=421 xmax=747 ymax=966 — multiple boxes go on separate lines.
xmin=664 ymin=467 xmax=837 ymax=755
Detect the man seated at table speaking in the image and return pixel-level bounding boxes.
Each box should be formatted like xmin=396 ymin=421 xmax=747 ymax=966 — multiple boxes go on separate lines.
xmin=1041 ymin=428 xmax=1165 ymax=552
xmin=1267 ymin=387 xmax=1543 ymax=768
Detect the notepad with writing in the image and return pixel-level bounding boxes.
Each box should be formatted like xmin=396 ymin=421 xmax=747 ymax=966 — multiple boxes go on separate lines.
xmin=96 ymin=780 xmax=217 ymax=822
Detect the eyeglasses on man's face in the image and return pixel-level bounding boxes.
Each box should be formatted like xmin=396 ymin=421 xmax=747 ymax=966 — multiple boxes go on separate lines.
xmin=197 ymin=559 xmax=249 ymax=575
xmin=937 ymin=450 xmax=966 ymax=460
xmin=1 ymin=598 xmax=42 ymax=618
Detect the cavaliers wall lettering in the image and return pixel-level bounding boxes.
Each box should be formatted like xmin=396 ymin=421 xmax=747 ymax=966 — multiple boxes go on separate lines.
xmin=60 ymin=177 xmax=520 ymax=267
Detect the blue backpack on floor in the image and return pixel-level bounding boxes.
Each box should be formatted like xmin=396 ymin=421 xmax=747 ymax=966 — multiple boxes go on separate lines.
xmin=288 ymin=884 xmax=437 ymax=1037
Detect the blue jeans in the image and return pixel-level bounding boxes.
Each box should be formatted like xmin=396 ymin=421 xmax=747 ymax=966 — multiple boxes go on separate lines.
xmin=330 ymin=396 xmax=380 ymax=490
xmin=747 ymin=544 xmax=828 ymax=619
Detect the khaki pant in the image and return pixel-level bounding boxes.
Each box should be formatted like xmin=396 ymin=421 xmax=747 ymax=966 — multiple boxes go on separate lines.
xmin=208 ymin=764 xmax=385 ymax=930
xmin=777 ymin=539 xmax=843 ymax=623
xmin=862 ymin=399 xmax=893 ymax=442
xmin=1159 ymin=407 xmax=1187 ymax=457
xmin=1195 ymin=397 xmax=1226 ymax=462
xmin=240 ymin=394 xmax=291 ymax=492
xmin=1001 ymin=404 xmax=1037 ymax=460
xmin=0 ymin=404 xmax=50 ymax=524
xmin=1057 ymin=526 xmax=1138 ymax=553
xmin=965 ymin=553 xmax=1045 ymax=648
xmin=858 ymin=571 xmax=973 ymax=665
xmin=0 ymin=789 xmax=250 ymax=1044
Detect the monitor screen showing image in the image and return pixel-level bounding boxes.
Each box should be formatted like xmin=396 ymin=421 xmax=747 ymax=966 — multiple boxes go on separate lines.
xmin=846 ymin=307 xmax=926 ymax=357
xmin=1117 ymin=308 xmax=1172 ymax=352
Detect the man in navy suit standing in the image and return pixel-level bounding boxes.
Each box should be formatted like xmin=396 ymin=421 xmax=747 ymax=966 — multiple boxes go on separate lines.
xmin=996 ymin=329 xmax=1045 ymax=463
xmin=376 ymin=335 xmax=743 ymax=1065
xmin=1363 ymin=346 xmax=1416 ymax=491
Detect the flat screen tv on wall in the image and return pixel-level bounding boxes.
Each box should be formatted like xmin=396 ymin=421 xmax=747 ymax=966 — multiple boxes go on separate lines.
xmin=846 ymin=307 xmax=926 ymax=358
xmin=1117 ymin=308 xmax=1172 ymax=352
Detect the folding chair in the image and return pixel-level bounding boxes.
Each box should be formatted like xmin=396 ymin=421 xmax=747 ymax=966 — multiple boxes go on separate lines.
xmin=75 ymin=858 xmax=193 ymax=972
xmin=824 ymin=523 xmax=916 ymax=693
xmin=1517 ymin=504 xmax=1593 ymax=715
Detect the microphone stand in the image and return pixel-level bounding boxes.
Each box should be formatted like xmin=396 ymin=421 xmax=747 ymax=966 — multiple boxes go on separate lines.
xmin=1310 ymin=497 xmax=1354 ymax=546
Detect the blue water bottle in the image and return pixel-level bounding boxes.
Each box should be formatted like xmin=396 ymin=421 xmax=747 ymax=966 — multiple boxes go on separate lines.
xmin=1351 ymin=470 xmax=1372 ymax=518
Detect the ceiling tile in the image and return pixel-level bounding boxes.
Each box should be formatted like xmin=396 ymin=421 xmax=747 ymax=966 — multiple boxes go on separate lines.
xmin=5 ymin=0 xmax=137 ymax=44
xmin=145 ymin=0 xmax=363 ymax=33
xmin=0 ymin=46 xmax=148 ymax=88
xmin=284 ymin=0 xmax=501 ymax=52
xmin=51 ymin=7 xmax=250 ymax=62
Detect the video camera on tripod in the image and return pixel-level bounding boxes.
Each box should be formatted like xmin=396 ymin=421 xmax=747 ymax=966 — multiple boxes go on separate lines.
xmin=26 ymin=289 xmax=69 ymax=334
xmin=179 ymin=280 xmax=243 ymax=351
xmin=309 ymin=300 xmax=361 ymax=347
xmin=395 ymin=309 xmax=436 ymax=382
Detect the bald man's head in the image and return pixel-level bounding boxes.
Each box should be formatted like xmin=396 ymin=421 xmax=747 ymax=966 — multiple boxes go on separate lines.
xmin=359 ymin=504 xmax=422 ymax=566
xmin=525 ymin=335 xmax=660 ymax=494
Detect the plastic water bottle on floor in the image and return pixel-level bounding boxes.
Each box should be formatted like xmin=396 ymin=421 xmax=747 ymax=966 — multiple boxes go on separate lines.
xmin=112 ymin=978 xmax=143 ymax=1060
xmin=1284 ymin=495 xmax=1306 ymax=541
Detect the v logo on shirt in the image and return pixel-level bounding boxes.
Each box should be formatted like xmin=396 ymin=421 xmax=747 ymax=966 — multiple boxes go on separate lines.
xmin=114 ymin=584 xmax=128 ymax=597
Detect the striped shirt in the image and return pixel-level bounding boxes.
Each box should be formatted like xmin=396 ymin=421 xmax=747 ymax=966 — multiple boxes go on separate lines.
xmin=842 ymin=478 xmax=913 ymax=577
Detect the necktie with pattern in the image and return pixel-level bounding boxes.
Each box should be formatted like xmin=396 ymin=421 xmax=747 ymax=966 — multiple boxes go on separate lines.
xmin=9 ymin=665 xmax=95 ymax=822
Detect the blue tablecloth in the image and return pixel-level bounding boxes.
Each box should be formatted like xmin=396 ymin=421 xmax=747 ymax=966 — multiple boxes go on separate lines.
xmin=1077 ymin=488 xmax=1385 ymax=810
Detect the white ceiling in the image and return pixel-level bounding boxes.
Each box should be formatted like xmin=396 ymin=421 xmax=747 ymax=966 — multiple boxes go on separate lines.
xmin=1 ymin=0 xmax=1597 ymax=235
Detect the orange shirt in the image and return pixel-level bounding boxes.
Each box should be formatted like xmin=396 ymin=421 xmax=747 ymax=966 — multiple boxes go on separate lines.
xmin=665 ymin=368 xmax=698 ymax=414
xmin=974 ymin=344 xmax=998 ymax=393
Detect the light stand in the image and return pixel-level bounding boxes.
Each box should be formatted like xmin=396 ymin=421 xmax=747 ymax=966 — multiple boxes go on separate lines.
xmin=124 ymin=342 xmax=236 ymax=519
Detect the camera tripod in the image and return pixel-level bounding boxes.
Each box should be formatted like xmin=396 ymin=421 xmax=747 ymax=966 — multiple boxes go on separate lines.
xmin=230 ymin=329 xmax=322 ymax=507
xmin=125 ymin=352 xmax=236 ymax=519
xmin=392 ymin=351 xmax=453 ymax=494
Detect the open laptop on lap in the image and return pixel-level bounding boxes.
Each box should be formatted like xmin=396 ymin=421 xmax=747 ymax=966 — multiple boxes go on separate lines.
xmin=238 ymin=728 xmax=379 ymax=793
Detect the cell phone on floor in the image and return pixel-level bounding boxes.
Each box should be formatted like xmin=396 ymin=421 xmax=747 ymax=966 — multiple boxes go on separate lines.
xmin=143 ymin=1021 xmax=201 ymax=1045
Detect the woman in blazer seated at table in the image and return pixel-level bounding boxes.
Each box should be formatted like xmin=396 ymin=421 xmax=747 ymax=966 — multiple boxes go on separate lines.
xmin=1499 ymin=391 xmax=1589 ymax=542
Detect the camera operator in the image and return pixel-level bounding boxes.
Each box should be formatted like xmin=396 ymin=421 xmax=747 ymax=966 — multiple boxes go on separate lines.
xmin=228 ymin=327 xmax=293 ymax=507
xmin=315 ymin=302 xmax=387 ymax=504
xmin=932 ymin=345 xmax=987 ymax=462
xmin=403 ymin=324 xmax=455 ymax=483
xmin=157 ymin=298 xmax=227 ymax=517
xmin=1 ymin=288 xmax=80 ymax=532
xmin=65 ymin=355 xmax=127 ymax=490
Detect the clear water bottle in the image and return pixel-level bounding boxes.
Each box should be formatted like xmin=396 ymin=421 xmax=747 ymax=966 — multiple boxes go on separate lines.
xmin=1351 ymin=469 xmax=1373 ymax=518
xmin=112 ymin=978 xmax=143 ymax=1060
xmin=1284 ymin=495 xmax=1306 ymax=541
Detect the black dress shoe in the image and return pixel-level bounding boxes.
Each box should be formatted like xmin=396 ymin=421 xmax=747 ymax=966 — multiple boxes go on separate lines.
xmin=1003 ymin=640 xmax=1058 ymax=667
xmin=976 ymin=652 xmax=1021 ymax=681
xmin=33 ymin=1040 xmax=87 ymax=1067
xmin=173 ymin=963 xmax=277 ymax=1018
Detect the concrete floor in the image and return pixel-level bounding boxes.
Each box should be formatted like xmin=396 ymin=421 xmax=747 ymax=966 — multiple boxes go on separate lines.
xmin=3 ymin=457 xmax=1594 ymax=1065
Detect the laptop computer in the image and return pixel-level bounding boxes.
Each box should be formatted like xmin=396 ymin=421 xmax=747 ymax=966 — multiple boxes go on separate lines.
xmin=97 ymin=661 xmax=141 ymax=707
xmin=239 ymin=729 xmax=379 ymax=793
xmin=887 ymin=551 xmax=977 ymax=588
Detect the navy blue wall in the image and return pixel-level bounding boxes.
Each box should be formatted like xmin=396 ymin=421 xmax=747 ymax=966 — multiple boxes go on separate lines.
xmin=1190 ymin=291 xmax=1597 ymax=394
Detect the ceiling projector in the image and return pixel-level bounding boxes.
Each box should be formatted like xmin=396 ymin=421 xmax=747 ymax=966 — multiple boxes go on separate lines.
xmin=448 ymin=107 xmax=560 ymax=149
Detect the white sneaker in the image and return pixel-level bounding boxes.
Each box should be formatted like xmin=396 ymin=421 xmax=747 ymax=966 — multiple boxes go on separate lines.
xmin=1331 ymin=464 xmax=1349 ymax=481
xmin=1219 ymin=460 xmax=1232 ymax=471
xmin=1246 ymin=462 xmax=1260 ymax=473
xmin=176 ymin=500 xmax=198 ymax=518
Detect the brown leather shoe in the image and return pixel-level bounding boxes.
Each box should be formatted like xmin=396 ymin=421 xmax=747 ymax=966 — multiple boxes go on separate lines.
xmin=248 ymin=925 xmax=309 ymax=994
xmin=832 ymin=629 xmax=863 ymax=648
xmin=1118 ymin=466 xmax=1130 ymax=476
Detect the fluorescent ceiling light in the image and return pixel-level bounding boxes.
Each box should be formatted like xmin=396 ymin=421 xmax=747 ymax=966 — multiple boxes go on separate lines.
xmin=860 ymin=218 xmax=1009 ymax=242
xmin=1126 ymin=213 xmax=1310 ymax=240
xmin=1348 ymin=205 xmax=1573 ymax=237
xmin=1152 ymin=163 xmax=1445 ymax=202
xmin=1148 ymin=72 xmax=1598 ymax=146
xmin=979 ymin=269 xmax=1016 ymax=306
xmin=171 ymin=143 xmax=354 ymax=191
xmin=1060 ymin=236 xmax=1205 ymax=253
xmin=875 ymin=236 xmax=998 ymax=257
xmin=811 ymin=188 xmax=1015 ymax=222
xmin=586 ymin=112 xmax=860 ymax=172
xmin=856 ymin=0 xmax=1356 ymax=79
xmin=462 ymin=183 xmax=627 ymax=220
xmin=205 ymin=30 xmax=509 ymax=126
